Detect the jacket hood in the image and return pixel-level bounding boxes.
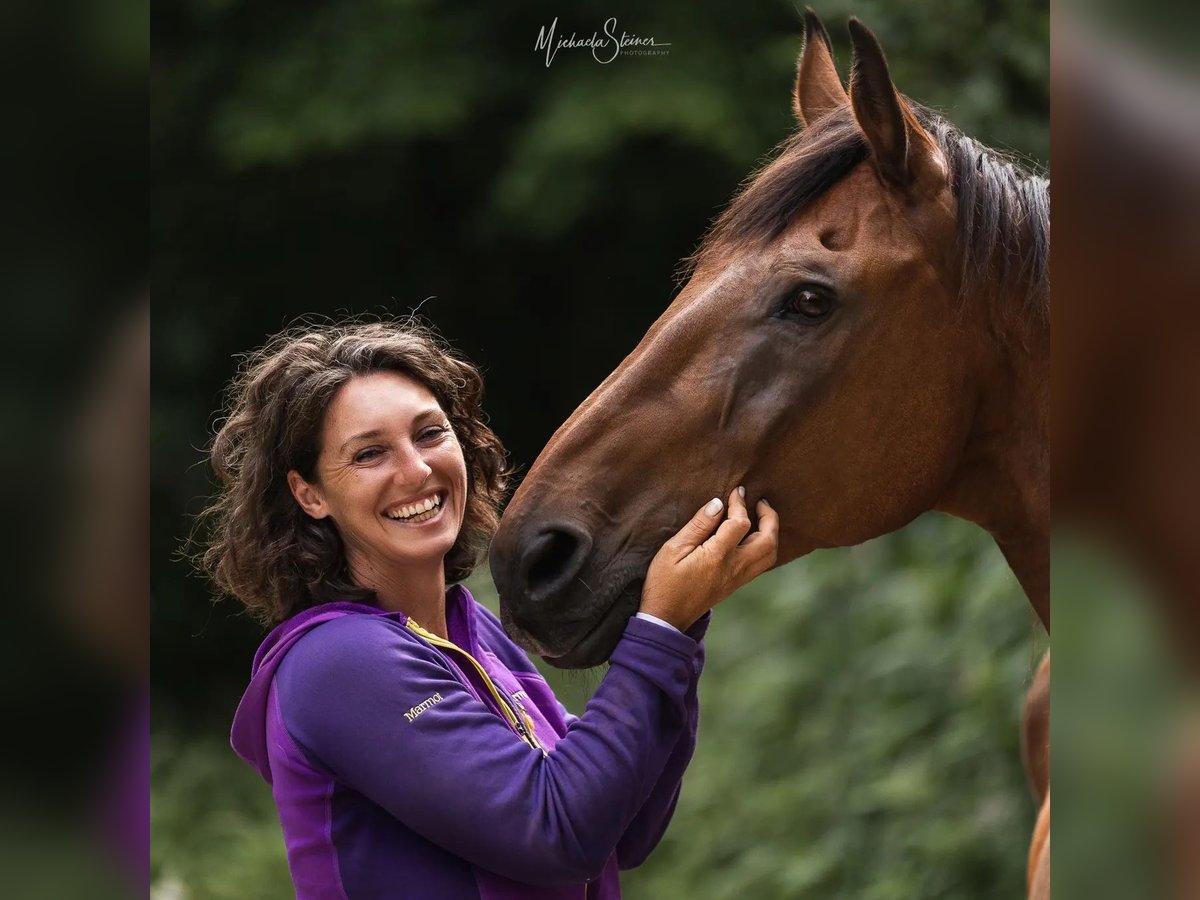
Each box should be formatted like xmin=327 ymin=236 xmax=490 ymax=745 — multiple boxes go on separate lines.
xmin=230 ymin=601 xmax=394 ymax=783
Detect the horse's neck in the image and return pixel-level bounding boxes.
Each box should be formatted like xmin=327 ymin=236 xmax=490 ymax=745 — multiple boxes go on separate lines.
xmin=995 ymin=529 xmax=1049 ymax=629
xmin=937 ymin=335 xmax=1049 ymax=628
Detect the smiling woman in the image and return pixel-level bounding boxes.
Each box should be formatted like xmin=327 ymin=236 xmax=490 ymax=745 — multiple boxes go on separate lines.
xmin=285 ymin=372 xmax=471 ymax=635
xmin=191 ymin=317 xmax=778 ymax=899
xmin=197 ymin=320 xmax=507 ymax=628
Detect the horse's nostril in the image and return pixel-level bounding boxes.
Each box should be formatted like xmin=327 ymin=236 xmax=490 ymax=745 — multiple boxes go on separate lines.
xmin=528 ymin=531 xmax=575 ymax=589
xmin=521 ymin=524 xmax=591 ymax=603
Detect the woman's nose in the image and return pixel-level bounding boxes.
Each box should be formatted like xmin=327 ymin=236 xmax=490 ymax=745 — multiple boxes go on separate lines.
xmin=393 ymin=443 xmax=433 ymax=486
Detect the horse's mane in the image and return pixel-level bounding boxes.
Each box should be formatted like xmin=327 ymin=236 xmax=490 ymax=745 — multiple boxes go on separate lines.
xmin=684 ymin=103 xmax=1050 ymax=329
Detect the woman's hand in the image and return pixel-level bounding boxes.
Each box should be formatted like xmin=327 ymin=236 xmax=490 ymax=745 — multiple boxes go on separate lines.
xmin=639 ymin=487 xmax=779 ymax=631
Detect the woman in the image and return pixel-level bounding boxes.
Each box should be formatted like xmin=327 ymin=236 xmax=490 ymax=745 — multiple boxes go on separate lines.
xmin=198 ymin=319 xmax=778 ymax=898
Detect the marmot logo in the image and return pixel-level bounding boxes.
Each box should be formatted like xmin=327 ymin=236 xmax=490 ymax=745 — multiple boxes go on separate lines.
xmin=404 ymin=693 xmax=444 ymax=722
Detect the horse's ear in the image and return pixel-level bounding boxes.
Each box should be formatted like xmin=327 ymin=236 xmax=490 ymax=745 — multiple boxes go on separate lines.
xmin=847 ymin=18 xmax=939 ymax=188
xmin=793 ymin=9 xmax=849 ymax=127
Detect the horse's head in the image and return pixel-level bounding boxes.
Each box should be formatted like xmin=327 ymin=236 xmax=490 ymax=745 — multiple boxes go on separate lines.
xmin=491 ymin=14 xmax=1048 ymax=667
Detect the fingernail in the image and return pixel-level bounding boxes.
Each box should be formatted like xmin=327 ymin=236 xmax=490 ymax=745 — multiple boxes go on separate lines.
xmin=760 ymin=498 xmax=770 ymax=507
xmin=737 ymin=485 xmax=746 ymax=498
xmin=704 ymin=497 xmax=723 ymax=517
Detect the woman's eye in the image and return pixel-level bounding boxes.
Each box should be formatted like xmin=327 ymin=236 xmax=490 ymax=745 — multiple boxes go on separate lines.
xmin=782 ymin=285 xmax=837 ymax=323
xmin=418 ymin=425 xmax=451 ymax=443
xmin=353 ymin=447 xmax=383 ymax=463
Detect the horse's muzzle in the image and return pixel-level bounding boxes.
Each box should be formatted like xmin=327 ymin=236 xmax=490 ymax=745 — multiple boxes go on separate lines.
xmin=490 ymin=517 xmax=642 ymax=667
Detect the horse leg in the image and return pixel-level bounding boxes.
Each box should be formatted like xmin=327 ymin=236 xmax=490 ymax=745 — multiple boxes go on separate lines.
xmin=1028 ymin=793 xmax=1050 ymax=899
xmin=1022 ymin=651 xmax=1050 ymax=898
xmin=1022 ymin=651 xmax=1051 ymax=804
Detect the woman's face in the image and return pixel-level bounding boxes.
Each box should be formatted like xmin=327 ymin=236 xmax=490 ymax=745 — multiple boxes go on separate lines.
xmin=288 ymin=371 xmax=469 ymax=581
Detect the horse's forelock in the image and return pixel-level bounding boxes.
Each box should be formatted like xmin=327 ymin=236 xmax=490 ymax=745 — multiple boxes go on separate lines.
xmin=681 ymin=108 xmax=867 ymax=283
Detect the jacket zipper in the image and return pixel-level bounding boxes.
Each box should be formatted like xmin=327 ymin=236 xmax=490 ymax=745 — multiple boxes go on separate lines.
xmin=406 ymin=620 xmax=594 ymax=894
xmin=405 ymin=619 xmax=543 ymax=752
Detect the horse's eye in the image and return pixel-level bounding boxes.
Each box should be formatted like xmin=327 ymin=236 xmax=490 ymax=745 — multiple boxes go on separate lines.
xmin=781 ymin=285 xmax=836 ymax=323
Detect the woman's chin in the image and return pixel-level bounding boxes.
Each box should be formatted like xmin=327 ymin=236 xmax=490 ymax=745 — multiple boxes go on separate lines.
xmin=378 ymin=506 xmax=463 ymax=566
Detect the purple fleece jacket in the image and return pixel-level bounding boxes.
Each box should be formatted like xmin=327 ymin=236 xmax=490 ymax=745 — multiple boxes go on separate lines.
xmin=230 ymin=585 xmax=707 ymax=899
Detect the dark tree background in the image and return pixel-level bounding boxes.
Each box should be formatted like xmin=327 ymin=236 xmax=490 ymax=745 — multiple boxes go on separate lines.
xmin=152 ymin=2 xmax=1048 ymax=896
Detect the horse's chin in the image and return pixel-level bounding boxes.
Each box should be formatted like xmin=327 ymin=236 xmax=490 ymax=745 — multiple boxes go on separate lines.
xmin=539 ymin=580 xmax=644 ymax=670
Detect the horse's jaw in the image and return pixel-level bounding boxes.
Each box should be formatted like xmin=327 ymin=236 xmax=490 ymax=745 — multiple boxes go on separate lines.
xmin=506 ymin=578 xmax=644 ymax=670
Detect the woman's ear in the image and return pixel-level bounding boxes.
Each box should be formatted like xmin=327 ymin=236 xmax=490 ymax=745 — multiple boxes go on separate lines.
xmin=287 ymin=470 xmax=330 ymax=519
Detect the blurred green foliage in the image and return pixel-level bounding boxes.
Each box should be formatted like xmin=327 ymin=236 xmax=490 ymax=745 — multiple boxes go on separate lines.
xmin=152 ymin=730 xmax=292 ymax=898
xmin=153 ymin=1 xmax=1047 ymax=897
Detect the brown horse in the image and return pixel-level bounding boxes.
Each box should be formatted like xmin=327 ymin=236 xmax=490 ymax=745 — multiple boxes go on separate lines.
xmin=490 ymin=11 xmax=1048 ymax=895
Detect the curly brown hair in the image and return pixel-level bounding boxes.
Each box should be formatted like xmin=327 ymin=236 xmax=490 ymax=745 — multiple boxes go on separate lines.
xmin=194 ymin=317 xmax=509 ymax=626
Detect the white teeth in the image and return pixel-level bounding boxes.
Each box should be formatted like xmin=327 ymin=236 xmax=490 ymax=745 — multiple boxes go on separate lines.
xmin=385 ymin=493 xmax=443 ymax=521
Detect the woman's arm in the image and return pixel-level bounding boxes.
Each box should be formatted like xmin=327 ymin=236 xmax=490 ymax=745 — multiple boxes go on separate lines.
xmin=613 ymin=488 xmax=777 ymax=865
xmin=614 ymin=612 xmax=709 ymax=869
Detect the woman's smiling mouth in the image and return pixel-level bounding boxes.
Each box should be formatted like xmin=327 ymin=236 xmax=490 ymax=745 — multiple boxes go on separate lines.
xmin=382 ymin=491 xmax=446 ymax=525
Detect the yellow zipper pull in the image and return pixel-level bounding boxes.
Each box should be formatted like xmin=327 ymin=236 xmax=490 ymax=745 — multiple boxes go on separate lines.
xmin=405 ymin=618 xmax=542 ymax=752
